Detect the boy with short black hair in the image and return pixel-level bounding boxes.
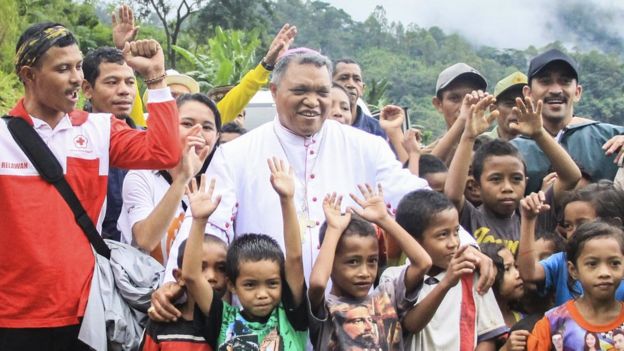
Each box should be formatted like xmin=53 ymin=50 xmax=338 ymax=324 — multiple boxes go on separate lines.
xmin=393 ymin=189 xmax=507 ymax=350
xmin=419 ymin=154 xmax=448 ymax=193
xmin=444 ymin=95 xmax=581 ymax=254
xmin=140 ymin=234 xmax=228 ymax=350
xmin=308 ymin=185 xmax=432 ymax=350
xmin=182 ymin=158 xmax=308 ymax=350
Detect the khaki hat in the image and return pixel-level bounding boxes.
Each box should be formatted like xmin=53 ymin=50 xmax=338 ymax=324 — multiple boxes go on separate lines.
xmin=143 ymin=69 xmax=200 ymax=103
xmin=164 ymin=69 xmax=200 ymax=93
xmin=435 ymin=63 xmax=487 ymax=94
xmin=494 ymin=72 xmax=528 ymax=98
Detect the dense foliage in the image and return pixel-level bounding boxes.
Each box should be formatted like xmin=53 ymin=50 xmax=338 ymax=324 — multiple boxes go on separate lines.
xmin=2 ymin=0 xmax=623 ymax=139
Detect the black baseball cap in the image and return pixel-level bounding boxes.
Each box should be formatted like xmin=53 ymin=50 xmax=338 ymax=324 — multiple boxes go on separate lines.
xmin=527 ymin=49 xmax=579 ymax=82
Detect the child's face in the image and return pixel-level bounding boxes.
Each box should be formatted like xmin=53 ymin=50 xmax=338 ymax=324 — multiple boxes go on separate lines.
xmin=465 ymin=175 xmax=482 ymax=206
xmin=534 ymin=238 xmax=557 ymax=261
xmin=477 ymin=155 xmax=526 ymax=217
xmin=568 ymin=236 xmax=624 ymax=302
xmin=424 ymin=172 xmax=448 ymax=193
xmin=203 ymin=242 xmax=228 ymax=297
xmin=331 ymin=234 xmax=379 ymax=299
xmin=230 ymin=259 xmax=282 ymax=318
xmin=561 ymin=201 xmax=597 ymax=239
xmin=497 ymin=248 xmax=524 ymax=301
xmin=329 ymin=87 xmax=353 ymax=125
xmin=418 ymin=208 xmax=460 ymax=270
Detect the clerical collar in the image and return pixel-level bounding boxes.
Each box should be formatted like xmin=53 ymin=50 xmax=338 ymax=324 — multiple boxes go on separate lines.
xmin=273 ymin=116 xmax=325 ymax=146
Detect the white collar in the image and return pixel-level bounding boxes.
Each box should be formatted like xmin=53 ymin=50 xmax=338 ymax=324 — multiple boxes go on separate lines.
xmin=31 ymin=113 xmax=72 ymax=132
xmin=273 ymin=116 xmax=325 ymax=147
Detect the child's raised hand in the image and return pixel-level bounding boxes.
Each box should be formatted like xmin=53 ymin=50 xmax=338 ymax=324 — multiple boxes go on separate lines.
xmin=509 ymin=96 xmax=545 ymax=138
xmin=186 ymin=175 xmax=221 ymax=221
xmin=519 ymin=191 xmax=551 ymax=220
xmin=268 ymin=157 xmax=295 ymax=199
xmin=502 ymin=330 xmax=530 ymax=351
xmin=442 ymin=245 xmax=477 ymax=287
xmin=402 ymin=128 xmax=423 ymax=155
xmin=322 ymin=192 xmax=351 ymax=231
xmin=350 ymin=183 xmax=390 ymax=224
xmin=379 ymin=105 xmax=405 ymax=132
xmin=464 ymin=94 xmax=498 ymax=140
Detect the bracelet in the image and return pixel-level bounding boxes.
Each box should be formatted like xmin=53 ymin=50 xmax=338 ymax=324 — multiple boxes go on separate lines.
xmin=144 ymin=72 xmax=167 ymax=85
xmin=261 ymin=59 xmax=274 ymax=71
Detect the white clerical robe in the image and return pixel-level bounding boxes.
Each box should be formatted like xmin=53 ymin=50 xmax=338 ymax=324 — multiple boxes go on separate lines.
xmin=165 ymin=118 xmax=457 ymax=282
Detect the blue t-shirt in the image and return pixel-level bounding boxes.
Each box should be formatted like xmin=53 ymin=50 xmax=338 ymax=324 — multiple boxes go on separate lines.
xmin=540 ymin=252 xmax=624 ymax=306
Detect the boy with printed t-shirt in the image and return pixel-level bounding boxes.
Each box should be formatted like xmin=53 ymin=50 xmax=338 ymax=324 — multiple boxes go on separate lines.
xmin=308 ymin=184 xmax=432 ymax=350
xmin=388 ymin=189 xmax=507 ymax=350
xmin=182 ymin=158 xmax=308 ymax=351
xmin=444 ymin=92 xmax=581 ymax=254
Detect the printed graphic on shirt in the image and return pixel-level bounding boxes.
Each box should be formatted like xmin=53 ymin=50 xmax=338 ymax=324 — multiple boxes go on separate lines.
xmin=474 ymin=226 xmax=519 ymax=254
xmin=547 ymin=306 xmax=624 ymax=350
xmin=219 ymin=314 xmax=281 ymax=351
xmin=327 ymin=291 xmax=402 ymax=351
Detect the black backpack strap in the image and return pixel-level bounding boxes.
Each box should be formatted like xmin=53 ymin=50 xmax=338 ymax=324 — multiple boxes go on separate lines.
xmin=157 ymin=170 xmax=188 ymax=212
xmin=3 ymin=116 xmax=111 ymax=259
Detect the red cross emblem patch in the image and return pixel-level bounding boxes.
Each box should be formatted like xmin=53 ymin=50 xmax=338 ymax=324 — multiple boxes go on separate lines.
xmin=74 ymin=135 xmax=88 ymax=148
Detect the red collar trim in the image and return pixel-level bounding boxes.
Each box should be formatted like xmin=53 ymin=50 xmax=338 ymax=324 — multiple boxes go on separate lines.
xmin=8 ymin=97 xmax=90 ymax=127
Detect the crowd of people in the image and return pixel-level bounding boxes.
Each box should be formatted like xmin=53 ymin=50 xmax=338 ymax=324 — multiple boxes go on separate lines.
xmin=4 ymin=5 xmax=624 ymax=351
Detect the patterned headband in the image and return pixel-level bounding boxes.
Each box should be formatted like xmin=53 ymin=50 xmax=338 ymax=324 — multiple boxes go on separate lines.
xmin=15 ymin=25 xmax=72 ymax=73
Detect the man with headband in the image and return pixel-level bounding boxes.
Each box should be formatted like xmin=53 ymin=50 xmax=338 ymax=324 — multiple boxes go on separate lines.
xmin=0 ymin=22 xmax=180 ymax=350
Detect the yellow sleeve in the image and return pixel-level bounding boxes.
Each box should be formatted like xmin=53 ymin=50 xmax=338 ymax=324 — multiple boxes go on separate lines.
xmin=129 ymin=85 xmax=146 ymax=128
xmin=216 ymin=63 xmax=271 ymax=125
xmin=527 ymin=316 xmax=552 ymax=351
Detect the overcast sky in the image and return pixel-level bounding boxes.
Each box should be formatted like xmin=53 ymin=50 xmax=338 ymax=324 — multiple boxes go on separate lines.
xmin=325 ymin=0 xmax=624 ymax=49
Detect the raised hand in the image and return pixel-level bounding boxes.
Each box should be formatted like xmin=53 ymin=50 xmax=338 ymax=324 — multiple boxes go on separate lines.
xmin=519 ymin=191 xmax=551 ymax=220
xmin=263 ymin=24 xmax=298 ymax=67
xmin=268 ymin=157 xmax=295 ymax=199
xmin=457 ymin=89 xmax=485 ymax=121
xmin=540 ymin=172 xmax=557 ymax=192
xmin=322 ymin=192 xmax=351 ymax=231
xmin=112 ymin=5 xmax=139 ymax=50
xmin=186 ymin=175 xmax=221 ymax=221
xmin=350 ymin=183 xmax=390 ymax=224
xmin=463 ymin=94 xmax=498 ymax=140
xmin=442 ymin=245 xmax=477 ymax=287
xmin=122 ymin=39 xmax=165 ymax=84
xmin=603 ymin=135 xmax=624 ymax=165
xmin=509 ymin=96 xmax=545 ymax=138
xmin=402 ymin=128 xmax=423 ymax=155
xmin=173 ymin=125 xmax=210 ymax=182
xmin=379 ymin=105 xmax=405 ymax=132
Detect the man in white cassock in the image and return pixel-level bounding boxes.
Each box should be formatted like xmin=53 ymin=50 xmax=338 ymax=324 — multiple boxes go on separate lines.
xmin=163 ymin=50 xmax=483 ymax=284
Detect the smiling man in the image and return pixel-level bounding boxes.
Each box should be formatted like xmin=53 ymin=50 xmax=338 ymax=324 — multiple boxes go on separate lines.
xmin=163 ymin=50 xmax=436 ymax=283
xmin=157 ymin=50 xmax=496 ymax=300
xmin=0 ymin=23 xmax=180 ymax=350
xmin=333 ymin=58 xmax=387 ymax=138
xmin=511 ymin=49 xmax=624 ymax=193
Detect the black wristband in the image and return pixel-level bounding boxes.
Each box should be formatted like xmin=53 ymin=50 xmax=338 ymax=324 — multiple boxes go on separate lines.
xmin=261 ymin=59 xmax=274 ymax=71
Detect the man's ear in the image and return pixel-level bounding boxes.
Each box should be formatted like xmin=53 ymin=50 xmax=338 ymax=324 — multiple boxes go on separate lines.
xmin=269 ymin=83 xmax=278 ymax=100
xmin=18 ymin=66 xmax=35 ymax=84
xmin=573 ymin=84 xmax=583 ymax=103
xmin=82 ymin=80 xmax=94 ymax=99
xmin=522 ymin=85 xmax=531 ymax=98
xmin=432 ymin=96 xmax=443 ymax=113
